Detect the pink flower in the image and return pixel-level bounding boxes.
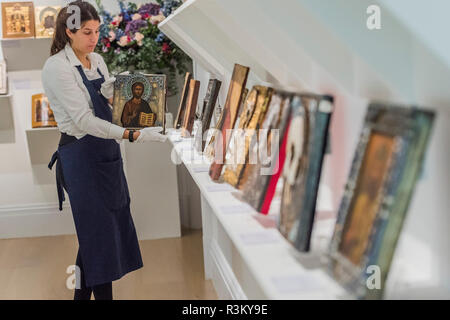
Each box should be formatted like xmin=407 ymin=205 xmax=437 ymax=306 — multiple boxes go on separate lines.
xmin=150 ymin=14 xmax=165 ymax=25
xmin=108 ymin=30 xmax=116 ymax=42
xmin=118 ymin=35 xmax=128 ymax=47
xmin=135 ymin=32 xmax=144 ymax=46
xmin=132 ymin=13 xmax=142 ymax=21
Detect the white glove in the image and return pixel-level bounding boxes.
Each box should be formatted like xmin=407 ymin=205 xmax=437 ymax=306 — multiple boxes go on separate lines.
xmin=100 ymin=76 xmax=116 ymax=99
xmin=135 ymin=127 xmax=167 ymax=143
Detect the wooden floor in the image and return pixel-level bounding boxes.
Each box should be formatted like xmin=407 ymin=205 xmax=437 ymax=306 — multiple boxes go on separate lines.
xmin=0 ymin=228 xmax=217 ymax=300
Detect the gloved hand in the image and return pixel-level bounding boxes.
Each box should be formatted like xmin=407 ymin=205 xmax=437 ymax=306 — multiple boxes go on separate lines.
xmin=100 ymin=76 xmax=116 ymax=99
xmin=135 ymin=127 xmax=167 ymax=143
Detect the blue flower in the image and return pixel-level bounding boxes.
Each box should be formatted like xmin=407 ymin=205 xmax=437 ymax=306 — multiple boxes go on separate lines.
xmin=161 ymin=0 xmax=182 ymax=17
xmin=99 ymin=24 xmax=110 ymax=40
xmin=115 ymin=28 xmax=125 ymax=39
xmin=155 ymin=32 xmax=165 ymax=43
xmin=118 ymin=1 xmax=131 ymax=22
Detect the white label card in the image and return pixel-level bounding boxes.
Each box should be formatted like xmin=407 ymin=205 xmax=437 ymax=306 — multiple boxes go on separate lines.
xmin=239 ymin=231 xmax=280 ymax=245
xmin=271 ymin=273 xmax=325 ymax=294
xmin=193 ymin=166 xmax=210 ymax=173
xmin=219 ymin=204 xmax=255 ymax=215
xmin=205 ymin=184 xmax=234 ymax=193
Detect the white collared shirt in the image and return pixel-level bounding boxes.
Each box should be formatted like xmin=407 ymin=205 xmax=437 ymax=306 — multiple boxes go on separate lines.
xmin=41 ymin=43 xmax=125 ymax=140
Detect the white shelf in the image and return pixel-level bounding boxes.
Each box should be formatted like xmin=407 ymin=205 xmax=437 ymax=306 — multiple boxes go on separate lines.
xmin=25 ymin=126 xmax=59 ymax=165
xmin=158 ymin=0 xmax=275 ymax=87
xmin=167 ymin=129 xmax=348 ymax=299
xmin=25 ymin=126 xmax=58 ymax=132
xmin=159 ymin=0 xmax=450 ymax=109
xmin=0 ymin=93 xmax=12 ymax=132
xmin=1 ymin=37 xmax=52 ymax=71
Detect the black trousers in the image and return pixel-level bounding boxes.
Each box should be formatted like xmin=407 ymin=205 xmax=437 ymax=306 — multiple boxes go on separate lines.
xmin=74 ymin=248 xmax=113 ymax=300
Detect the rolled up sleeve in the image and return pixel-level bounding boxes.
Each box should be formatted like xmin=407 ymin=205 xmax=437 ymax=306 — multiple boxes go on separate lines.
xmin=42 ymin=58 xmax=125 ymax=140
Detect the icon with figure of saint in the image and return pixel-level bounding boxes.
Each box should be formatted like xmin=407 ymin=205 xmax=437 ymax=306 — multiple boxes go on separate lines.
xmin=111 ymin=73 xmax=166 ymax=131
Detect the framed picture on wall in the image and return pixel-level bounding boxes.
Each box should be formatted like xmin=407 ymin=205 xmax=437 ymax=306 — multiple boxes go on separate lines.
xmin=31 ymin=93 xmax=57 ymax=128
xmin=2 ymin=2 xmax=35 ymax=39
xmin=34 ymin=6 xmax=60 ymax=38
xmin=112 ymin=73 xmax=166 ymax=132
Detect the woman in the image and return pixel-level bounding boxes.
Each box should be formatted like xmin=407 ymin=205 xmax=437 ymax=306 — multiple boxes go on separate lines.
xmin=42 ymin=1 xmax=166 ymax=300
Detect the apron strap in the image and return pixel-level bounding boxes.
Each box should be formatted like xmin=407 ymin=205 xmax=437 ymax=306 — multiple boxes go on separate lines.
xmin=75 ymin=65 xmax=112 ymax=122
xmin=48 ymin=151 xmax=58 ymax=170
xmin=48 ymin=150 xmax=66 ymax=211
xmin=96 ymin=67 xmax=105 ymax=79
xmin=75 ymin=65 xmax=105 ymax=83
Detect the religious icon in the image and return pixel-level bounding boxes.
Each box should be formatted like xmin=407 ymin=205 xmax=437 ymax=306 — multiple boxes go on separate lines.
xmin=35 ymin=6 xmax=60 ymax=38
xmin=32 ymin=93 xmax=57 ymax=128
xmin=181 ymin=79 xmax=200 ymax=137
xmin=112 ymin=74 xmax=166 ymax=131
xmin=236 ymin=91 xmax=292 ymax=213
xmin=193 ymin=78 xmax=221 ymax=151
xmin=2 ymin=2 xmax=35 ymax=39
xmin=277 ymin=95 xmax=333 ymax=251
xmin=174 ymin=72 xmax=191 ymax=129
xmin=329 ymin=103 xmax=435 ymax=299
xmin=209 ymin=64 xmax=249 ymax=181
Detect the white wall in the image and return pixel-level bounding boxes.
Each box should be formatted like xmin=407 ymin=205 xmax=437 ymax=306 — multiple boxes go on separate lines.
xmin=380 ymin=0 xmax=450 ymax=70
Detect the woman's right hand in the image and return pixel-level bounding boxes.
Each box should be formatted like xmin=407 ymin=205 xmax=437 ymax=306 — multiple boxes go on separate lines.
xmin=135 ymin=127 xmax=167 ymax=143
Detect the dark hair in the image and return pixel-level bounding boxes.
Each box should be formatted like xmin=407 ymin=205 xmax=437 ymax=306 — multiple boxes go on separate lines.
xmin=50 ymin=0 xmax=100 ymax=56
xmin=132 ymin=82 xmax=144 ymax=91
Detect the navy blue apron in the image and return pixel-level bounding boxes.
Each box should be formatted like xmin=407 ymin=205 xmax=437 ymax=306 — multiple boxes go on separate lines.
xmin=48 ymin=65 xmax=143 ymax=287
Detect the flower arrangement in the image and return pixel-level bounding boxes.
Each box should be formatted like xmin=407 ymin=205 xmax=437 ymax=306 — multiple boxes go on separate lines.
xmin=94 ymin=0 xmax=191 ymax=96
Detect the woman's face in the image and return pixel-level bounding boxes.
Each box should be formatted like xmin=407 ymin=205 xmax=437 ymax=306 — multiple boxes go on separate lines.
xmin=66 ymin=19 xmax=100 ymax=55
